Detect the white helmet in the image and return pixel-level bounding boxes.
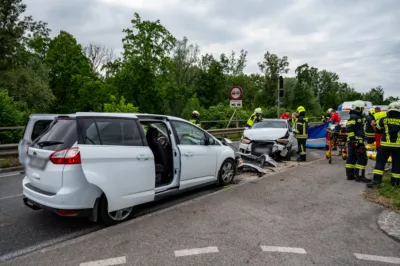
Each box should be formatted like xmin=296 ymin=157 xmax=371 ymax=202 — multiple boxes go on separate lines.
xmin=352 ymin=100 xmax=365 ymax=112
xmin=254 ymin=108 xmax=262 ymax=114
xmin=192 ymin=110 xmax=199 ymax=116
xmin=388 ymin=102 xmax=400 ymax=113
xmin=327 ymin=108 xmax=333 ymax=113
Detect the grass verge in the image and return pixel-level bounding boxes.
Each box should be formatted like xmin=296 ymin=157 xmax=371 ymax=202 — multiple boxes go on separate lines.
xmin=365 ymin=173 xmax=400 ymax=211
xmin=0 ymin=156 xmax=21 ymax=168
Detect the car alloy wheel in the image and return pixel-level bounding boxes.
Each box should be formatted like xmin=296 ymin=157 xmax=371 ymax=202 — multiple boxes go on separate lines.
xmin=107 ymin=207 xmax=133 ymax=221
xmin=221 ymin=161 xmax=234 ymax=183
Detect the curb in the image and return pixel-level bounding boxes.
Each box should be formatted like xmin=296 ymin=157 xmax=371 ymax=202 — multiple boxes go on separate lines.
xmin=0 ymin=166 xmax=23 ymax=174
xmin=377 ymin=210 xmax=400 ymax=242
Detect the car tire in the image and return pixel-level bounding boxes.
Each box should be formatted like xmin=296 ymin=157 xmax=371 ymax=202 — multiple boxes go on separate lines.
xmin=218 ymin=159 xmax=236 ymax=186
xmin=99 ymin=195 xmax=134 ymax=226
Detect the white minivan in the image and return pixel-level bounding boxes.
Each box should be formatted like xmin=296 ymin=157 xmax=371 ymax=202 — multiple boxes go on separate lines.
xmin=22 ymin=113 xmax=236 ymax=225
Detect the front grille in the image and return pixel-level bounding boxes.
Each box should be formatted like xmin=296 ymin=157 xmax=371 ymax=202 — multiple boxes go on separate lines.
xmin=251 ymin=141 xmax=274 ymax=156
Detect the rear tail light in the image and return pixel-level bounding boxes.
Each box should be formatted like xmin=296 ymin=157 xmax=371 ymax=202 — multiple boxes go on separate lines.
xmin=57 ymin=209 xmax=78 ymax=216
xmin=49 ymin=148 xmax=81 ymax=164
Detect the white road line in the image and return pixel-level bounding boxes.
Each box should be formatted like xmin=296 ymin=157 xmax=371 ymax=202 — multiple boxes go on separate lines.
xmin=79 ymin=256 xmax=126 ymax=266
xmin=354 ymin=253 xmax=400 ymax=264
xmin=0 ymin=172 xmax=20 ymax=178
xmin=174 ymin=246 xmax=219 ymax=257
xmin=0 ymin=193 xmax=22 ymax=201
xmin=261 ymin=246 xmax=307 ymax=254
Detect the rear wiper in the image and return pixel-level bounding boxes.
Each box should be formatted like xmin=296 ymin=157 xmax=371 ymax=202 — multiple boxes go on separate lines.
xmin=36 ymin=141 xmax=64 ymax=147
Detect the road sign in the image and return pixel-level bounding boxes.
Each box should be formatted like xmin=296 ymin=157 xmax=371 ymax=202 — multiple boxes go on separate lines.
xmin=230 ymin=100 xmax=242 ymax=108
xmin=230 ymin=86 xmax=243 ymax=100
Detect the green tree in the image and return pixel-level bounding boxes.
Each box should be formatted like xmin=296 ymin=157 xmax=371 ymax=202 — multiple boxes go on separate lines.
xmin=363 ymin=86 xmax=385 ymax=105
xmin=104 ymin=95 xmax=139 ymax=113
xmin=257 ymin=51 xmax=290 ymax=106
xmin=45 ymin=30 xmax=94 ymax=113
xmin=0 ymin=89 xmax=27 ymax=143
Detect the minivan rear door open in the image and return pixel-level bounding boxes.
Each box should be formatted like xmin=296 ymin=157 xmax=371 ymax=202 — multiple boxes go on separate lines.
xmin=77 ymin=115 xmax=156 ymax=212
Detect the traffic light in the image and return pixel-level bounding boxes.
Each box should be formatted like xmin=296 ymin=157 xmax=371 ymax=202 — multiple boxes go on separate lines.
xmin=278 ymin=75 xmax=284 ymax=89
xmin=278 ymin=75 xmax=284 ymax=97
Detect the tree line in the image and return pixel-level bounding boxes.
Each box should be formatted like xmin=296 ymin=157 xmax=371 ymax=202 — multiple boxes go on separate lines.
xmin=1 ymin=0 xmax=398 ymax=142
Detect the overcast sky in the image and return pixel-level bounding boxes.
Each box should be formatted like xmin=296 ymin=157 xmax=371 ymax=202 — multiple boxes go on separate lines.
xmin=25 ymin=0 xmax=400 ymax=97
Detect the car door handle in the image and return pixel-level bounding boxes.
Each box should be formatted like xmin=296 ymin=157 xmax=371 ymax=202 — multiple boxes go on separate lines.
xmin=183 ymin=152 xmax=194 ymax=157
xmin=136 ymin=154 xmax=150 ymax=160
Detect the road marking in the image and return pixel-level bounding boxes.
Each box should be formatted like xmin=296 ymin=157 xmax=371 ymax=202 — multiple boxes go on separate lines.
xmin=0 ymin=172 xmax=20 ymax=178
xmin=174 ymin=246 xmax=219 ymax=257
xmin=79 ymin=256 xmax=126 ymax=266
xmin=0 ymin=193 xmax=22 ymax=201
xmin=261 ymin=246 xmax=307 ymax=254
xmin=354 ymin=253 xmax=400 ymax=264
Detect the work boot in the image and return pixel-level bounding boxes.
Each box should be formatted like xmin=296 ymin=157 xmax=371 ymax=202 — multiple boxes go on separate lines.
xmin=347 ymin=175 xmax=355 ymax=180
xmin=366 ymin=180 xmax=381 ymax=188
xmin=296 ymin=155 xmax=306 ymax=162
xmin=358 ymin=176 xmax=371 ymax=183
xmin=391 ymin=178 xmax=400 ymax=187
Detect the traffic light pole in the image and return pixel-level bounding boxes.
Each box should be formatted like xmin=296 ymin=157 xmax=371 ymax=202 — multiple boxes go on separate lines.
xmin=277 ymin=77 xmax=280 ymax=118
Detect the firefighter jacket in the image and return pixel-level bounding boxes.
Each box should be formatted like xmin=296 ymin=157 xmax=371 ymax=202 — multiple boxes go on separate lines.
xmin=246 ymin=113 xmax=262 ymax=127
xmin=376 ymin=111 xmax=400 ymax=148
xmin=294 ymin=112 xmax=308 ymax=139
xmin=189 ymin=117 xmax=201 ymax=127
xmin=322 ymin=113 xmax=330 ymax=123
xmin=374 ymin=111 xmax=387 ymax=134
xmin=365 ymin=113 xmax=375 ymax=137
xmin=346 ymin=110 xmax=365 ymax=142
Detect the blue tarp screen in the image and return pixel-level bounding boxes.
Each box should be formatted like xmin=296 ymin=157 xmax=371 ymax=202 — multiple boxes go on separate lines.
xmin=306 ymin=123 xmax=328 ymax=148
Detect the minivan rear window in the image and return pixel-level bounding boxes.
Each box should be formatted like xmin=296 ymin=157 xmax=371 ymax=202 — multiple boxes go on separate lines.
xmin=31 ymin=120 xmax=53 ymax=141
xmin=31 ymin=119 xmax=77 ymax=151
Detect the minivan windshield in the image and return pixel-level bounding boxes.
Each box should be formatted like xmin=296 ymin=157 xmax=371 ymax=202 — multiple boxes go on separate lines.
xmin=31 ymin=119 xmax=77 ymax=151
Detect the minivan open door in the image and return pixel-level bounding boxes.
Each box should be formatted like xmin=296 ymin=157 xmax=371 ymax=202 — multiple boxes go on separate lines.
xmin=79 ymin=146 xmax=156 ymax=212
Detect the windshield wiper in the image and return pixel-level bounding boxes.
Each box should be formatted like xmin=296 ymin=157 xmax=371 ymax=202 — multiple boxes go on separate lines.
xmin=36 ymin=141 xmax=64 ymax=147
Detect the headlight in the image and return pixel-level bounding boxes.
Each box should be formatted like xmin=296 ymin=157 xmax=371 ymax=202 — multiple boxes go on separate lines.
xmin=276 ymin=138 xmax=288 ymax=144
xmin=240 ymin=136 xmax=251 ymax=144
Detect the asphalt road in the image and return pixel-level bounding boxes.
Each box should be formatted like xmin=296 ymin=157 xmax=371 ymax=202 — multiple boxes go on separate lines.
xmin=2 ymin=150 xmax=400 ymax=266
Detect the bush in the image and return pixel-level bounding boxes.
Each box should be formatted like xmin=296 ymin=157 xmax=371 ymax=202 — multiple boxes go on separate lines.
xmin=0 ymin=89 xmax=28 ymax=144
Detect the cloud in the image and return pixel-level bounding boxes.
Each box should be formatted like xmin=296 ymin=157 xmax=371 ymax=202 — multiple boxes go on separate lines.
xmin=25 ymin=0 xmax=400 ymax=97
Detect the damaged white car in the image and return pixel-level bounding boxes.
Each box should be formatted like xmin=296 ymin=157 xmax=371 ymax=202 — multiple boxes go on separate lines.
xmin=239 ymin=119 xmax=298 ymax=161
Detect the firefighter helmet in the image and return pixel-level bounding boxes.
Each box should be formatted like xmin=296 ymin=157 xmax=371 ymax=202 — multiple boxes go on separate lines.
xmin=388 ymin=102 xmax=400 ymax=113
xmin=254 ymin=108 xmax=262 ymax=114
xmin=296 ymin=106 xmax=306 ymax=113
xmin=352 ymin=100 xmax=365 ymax=112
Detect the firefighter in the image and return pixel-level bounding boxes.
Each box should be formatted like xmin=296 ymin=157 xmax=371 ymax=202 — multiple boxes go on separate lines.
xmin=367 ymin=102 xmax=400 ymax=188
xmin=365 ymin=108 xmax=377 ymax=144
xmin=294 ymin=106 xmax=308 ymax=161
xmin=345 ymin=100 xmax=370 ymax=182
xmin=189 ymin=110 xmax=201 ymax=127
xmin=373 ymin=107 xmax=386 ymax=149
xmin=246 ymin=108 xmax=263 ymax=128
xmin=322 ymin=108 xmax=332 ymax=123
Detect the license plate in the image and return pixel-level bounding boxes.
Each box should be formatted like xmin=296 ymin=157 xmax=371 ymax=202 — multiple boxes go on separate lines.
xmin=254 ymin=147 xmax=269 ymax=153
xmin=29 ymin=157 xmax=47 ymax=169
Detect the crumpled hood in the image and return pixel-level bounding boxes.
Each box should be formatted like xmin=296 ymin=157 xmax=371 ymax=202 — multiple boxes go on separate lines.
xmin=243 ymin=128 xmax=288 ymax=141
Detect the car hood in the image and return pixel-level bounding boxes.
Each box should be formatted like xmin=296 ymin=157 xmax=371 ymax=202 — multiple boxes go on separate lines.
xmin=244 ymin=128 xmax=288 ymax=141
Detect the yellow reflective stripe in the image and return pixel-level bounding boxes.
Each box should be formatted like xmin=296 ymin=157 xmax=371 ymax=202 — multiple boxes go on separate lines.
xmin=392 ymin=173 xmax=400 ymax=178
xmin=355 ymin=164 xmax=366 ymax=170
xmin=347 ymin=121 xmax=356 ymax=125
xmin=373 ymin=169 xmax=384 ymax=175
xmin=346 ymin=164 xmax=355 ymax=169
xmin=365 ymin=132 xmax=375 ymax=136
xmin=397 ymin=131 xmax=400 ymax=144
xmin=297 ymin=135 xmax=308 ymax=139
xmin=381 ymin=142 xmax=400 ymax=147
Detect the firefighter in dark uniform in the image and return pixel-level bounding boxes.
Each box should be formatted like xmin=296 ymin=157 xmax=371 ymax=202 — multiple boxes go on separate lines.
xmin=365 ymin=107 xmax=377 ymax=144
xmin=294 ymin=106 xmax=308 ymax=162
xmin=246 ymin=108 xmax=262 ymax=128
xmin=189 ymin=110 xmax=201 ymax=127
xmin=367 ymin=102 xmax=400 ymax=188
xmin=345 ymin=100 xmax=370 ymax=182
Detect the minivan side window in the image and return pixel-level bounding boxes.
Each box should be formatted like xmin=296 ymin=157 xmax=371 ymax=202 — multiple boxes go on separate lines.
xmin=31 ymin=119 xmax=77 ymax=151
xmin=31 ymin=120 xmax=53 ymax=141
xmin=171 ymin=121 xmax=207 ymax=145
xmin=78 ymin=118 xmax=143 ymax=146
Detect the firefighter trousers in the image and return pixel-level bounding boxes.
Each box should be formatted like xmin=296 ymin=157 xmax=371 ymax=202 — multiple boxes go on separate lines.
xmin=372 ymin=147 xmax=400 ymax=187
xmin=297 ymin=138 xmax=307 ymax=160
xmin=345 ymin=142 xmax=367 ymax=179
